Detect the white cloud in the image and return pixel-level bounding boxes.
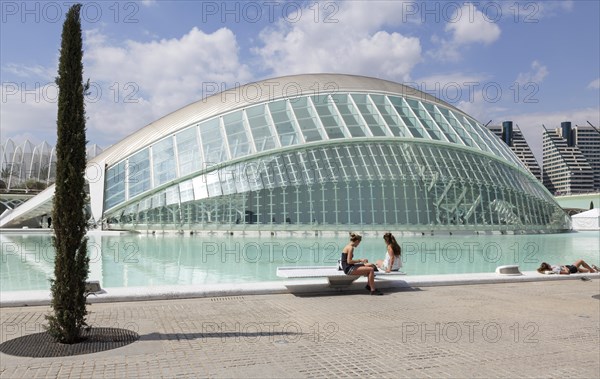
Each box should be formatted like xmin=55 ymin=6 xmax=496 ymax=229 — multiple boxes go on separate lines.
xmin=1 ymin=27 xmax=252 ymax=147
xmin=587 ymin=78 xmax=600 ymax=89
xmin=429 ymin=3 xmax=501 ymax=62
xmin=446 ymin=3 xmax=501 ymax=45
xmin=2 ymin=64 xmax=56 ymax=79
xmin=253 ymin=1 xmax=421 ymax=81
xmin=516 ymin=60 xmax=549 ymax=84
xmin=81 ymin=27 xmax=252 ymax=145
xmin=0 ymin=83 xmax=59 ymax=145
xmin=456 ymin=91 xmax=509 ymax=124
xmin=536 ymin=0 xmax=575 ymax=16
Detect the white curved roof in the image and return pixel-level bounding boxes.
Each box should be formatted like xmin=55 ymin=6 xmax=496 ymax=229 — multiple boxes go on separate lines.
xmin=90 ymin=73 xmax=481 ymax=167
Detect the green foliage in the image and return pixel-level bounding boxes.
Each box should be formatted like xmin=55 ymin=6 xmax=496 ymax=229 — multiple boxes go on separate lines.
xmin=45 ymin=3 xmax=90 ymax=344
xmin=21 ymin=179 xmax=48 ymax=190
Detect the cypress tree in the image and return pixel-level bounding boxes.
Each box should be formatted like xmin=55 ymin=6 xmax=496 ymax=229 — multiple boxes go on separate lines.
xmin=46 ymin=3 xmax=90 ymax=344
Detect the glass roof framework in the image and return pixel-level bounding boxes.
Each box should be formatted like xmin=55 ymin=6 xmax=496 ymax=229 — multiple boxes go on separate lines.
xmin=101 ymin=90 xmax=569 ymax=232
xmin=104 ymin=92 xmax=525 ymax=211
xmin=105 ymin=139 xmax=568 ymax=231
xmin=1 ymin=139 xmax=103 ymax=190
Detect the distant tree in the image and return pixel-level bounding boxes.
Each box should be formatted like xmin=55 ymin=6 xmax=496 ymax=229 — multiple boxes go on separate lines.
xmin=24 ymin=179 xmax=48 ymax=191
xmin=0 ymin=166 xmax=11 ymax=180
xmin=45 ymin=3 xmax=90 ymax=344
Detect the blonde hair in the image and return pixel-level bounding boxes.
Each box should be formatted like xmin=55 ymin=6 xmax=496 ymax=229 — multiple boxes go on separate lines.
xmin=349 ymin=232 xmax=362 ymax=242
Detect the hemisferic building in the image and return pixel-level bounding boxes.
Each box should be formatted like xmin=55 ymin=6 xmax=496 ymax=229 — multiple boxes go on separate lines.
xmin=7 ymin=74 xmax=571 ymax=233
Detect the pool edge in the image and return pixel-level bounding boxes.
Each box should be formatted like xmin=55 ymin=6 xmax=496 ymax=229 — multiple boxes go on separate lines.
xmin=2 ymin=271 xmax=598 ymax=308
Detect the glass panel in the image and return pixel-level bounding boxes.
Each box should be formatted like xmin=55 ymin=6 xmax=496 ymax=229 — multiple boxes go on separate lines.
xmin=371 ymin=95 xmax=406 ymax=137
xmin=205 ymin=169 xmax=222 ymax=197
xmin=104 ymin=161 xmax=126 ymax=210
xmin=192 ymin=175 xmax=209 ymax=200
xmin=268 ymin=100 xmax=300 ymax=146
xmin=165 ymin=185 xmax=180 ymax=206
xmin=388 ymin=96 xmax=424 ymax=138
xmin=179 ymin=179 xmax=194 ymax=203
xmin=429 ymin=104 xmax=460 ymax=144
xmin=351 ymin=94 xmax=386 ymax=136
xmin=246 ymin=104 xmax=276 ymax=152
xmin=220 ymin=167 xmax=237 ymax=195
xmin=152 ymin=137 xmax=176 ymax=186
xmin=128 ymin=149 xmax=151 ymax=198
xmin=223 ymin=111 xmax=251 ymax=159
xmin=405 ymin=98 xmax=441 ymax=140
xmin=289 ymin=97 xmax=324 ymax=142
xmin=199 ymin=118 xmax=227 ymax=166
xmin=438 ymin=107 xmax=475 ymax=147
xmin=311 ymin=95 xmax=345 ymax=139
xmin=175 ymin=127 xmax=201 ymax=177
xmin=331 ymin=94 xmax=366 ymax=137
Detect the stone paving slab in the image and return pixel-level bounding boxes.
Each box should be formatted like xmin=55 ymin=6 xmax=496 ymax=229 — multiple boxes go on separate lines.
xmin=1 ymin=279 xmax=599 ymax=378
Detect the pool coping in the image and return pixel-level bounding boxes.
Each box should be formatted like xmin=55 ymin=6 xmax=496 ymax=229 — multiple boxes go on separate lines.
xmin=1 ymin=271 xmax=598 ymax=307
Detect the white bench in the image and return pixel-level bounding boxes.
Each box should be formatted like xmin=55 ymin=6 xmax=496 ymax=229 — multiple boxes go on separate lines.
xmin=276 ymin=266 xmax=406 ymax=287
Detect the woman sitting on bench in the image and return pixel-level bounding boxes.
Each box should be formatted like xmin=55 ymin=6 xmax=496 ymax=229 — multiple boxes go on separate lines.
xmin=376 ymin=232 xmax=402 ymax=273
xmin=341 ymin=233 xmax=383 ymax=295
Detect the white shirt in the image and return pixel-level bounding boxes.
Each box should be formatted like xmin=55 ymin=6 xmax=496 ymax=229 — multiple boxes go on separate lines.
xmin=383 ymin=252 xmax=402 ymax=271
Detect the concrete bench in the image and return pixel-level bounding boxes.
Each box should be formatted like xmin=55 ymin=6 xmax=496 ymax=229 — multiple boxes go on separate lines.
xmin=495 ymin=265 xmax=522 ymax=275
xmin=276 ymin=266 xmax=406 ymax=287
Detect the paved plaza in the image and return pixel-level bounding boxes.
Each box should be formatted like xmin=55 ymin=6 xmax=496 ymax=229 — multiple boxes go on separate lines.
xmin=1 ymin=279 xmax=599 ymax=378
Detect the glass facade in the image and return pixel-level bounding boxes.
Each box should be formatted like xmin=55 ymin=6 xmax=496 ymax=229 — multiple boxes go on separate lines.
xmin=0 ymin=139 xmax=102 ymax=190
xmin=103 ymin=91 xmax=570 ymax=232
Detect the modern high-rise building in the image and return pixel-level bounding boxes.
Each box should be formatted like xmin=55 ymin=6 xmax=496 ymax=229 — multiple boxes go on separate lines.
xmin=542 ymin=122 xmax=600 ymax=195
xmin=487 ymin=121 xmax=542 ymax=182
xmin=574 ymin=124 xmax=600 ymax=191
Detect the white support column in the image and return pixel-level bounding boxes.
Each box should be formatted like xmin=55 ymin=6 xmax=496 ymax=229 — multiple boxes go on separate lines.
xmin=86 ymin=159 xmax=106 ymax=224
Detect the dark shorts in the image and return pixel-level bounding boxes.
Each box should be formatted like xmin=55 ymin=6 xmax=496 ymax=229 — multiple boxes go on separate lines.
xmin=344 ymin=263 xmax=364 ymax=275
xmin=566 ymin=265 xmax=578 ymax=274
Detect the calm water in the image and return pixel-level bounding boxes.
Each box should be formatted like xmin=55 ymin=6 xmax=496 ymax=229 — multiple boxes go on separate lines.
xmin=1 ymin=231 xmax=599 ymax=292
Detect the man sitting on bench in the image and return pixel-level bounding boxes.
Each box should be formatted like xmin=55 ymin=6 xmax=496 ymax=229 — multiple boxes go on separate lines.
xmin=341 ymin=233 xmax=383 ymax=295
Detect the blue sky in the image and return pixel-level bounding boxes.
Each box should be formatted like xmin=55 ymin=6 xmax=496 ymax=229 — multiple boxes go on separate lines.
xmin=1 ymin=0 xmax=599 ymax=161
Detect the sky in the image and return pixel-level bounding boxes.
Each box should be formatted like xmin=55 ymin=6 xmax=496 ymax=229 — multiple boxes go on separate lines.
xmin=1 ymin=0 xmax=599 ymax=162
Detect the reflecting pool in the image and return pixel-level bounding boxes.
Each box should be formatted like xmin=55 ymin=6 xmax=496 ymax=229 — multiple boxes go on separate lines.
xmin=1 ymin=231 xmax=599 ymax=292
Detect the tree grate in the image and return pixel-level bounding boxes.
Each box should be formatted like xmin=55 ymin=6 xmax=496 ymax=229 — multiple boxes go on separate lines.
xmin=0 ymin=327 xmax=139 ymax=357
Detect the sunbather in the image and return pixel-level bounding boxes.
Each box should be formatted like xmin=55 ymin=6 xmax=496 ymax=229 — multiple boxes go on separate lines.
xmin=376 ymin=232 xmax=402 ymax=273
xmin=341 ymin=232 xmax=383 ymax=295
xmin=537 ymin=260 xmax=599 ymax=275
